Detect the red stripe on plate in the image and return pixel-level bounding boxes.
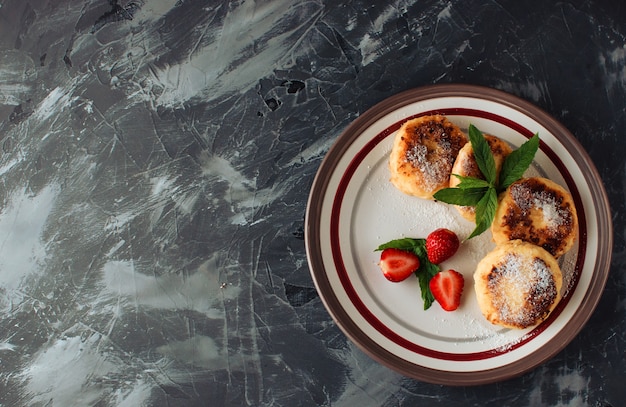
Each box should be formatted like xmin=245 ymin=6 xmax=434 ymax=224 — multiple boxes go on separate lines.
xmin=330 ymin=108 xmax=586 ymax=362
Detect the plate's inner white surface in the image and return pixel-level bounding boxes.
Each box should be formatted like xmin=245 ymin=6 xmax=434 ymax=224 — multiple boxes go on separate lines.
xmin=339 ymin=117 xmax=580 ymax=356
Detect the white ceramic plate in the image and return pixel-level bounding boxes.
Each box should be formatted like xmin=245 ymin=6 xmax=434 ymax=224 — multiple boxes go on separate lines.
xmin=305 ymin=84 xmax=612 ymax=385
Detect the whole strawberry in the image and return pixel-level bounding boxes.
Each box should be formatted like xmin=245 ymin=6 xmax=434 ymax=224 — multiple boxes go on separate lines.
xmin=425 ymin=228 xmax=460 ymax=264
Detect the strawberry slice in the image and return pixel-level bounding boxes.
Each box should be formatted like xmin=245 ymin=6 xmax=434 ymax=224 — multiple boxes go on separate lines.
xmin=379 ymin=248 xmax=420 ymax=282
xmin=426 ymin=228 xmax=460 ymax=264
xmin=429 ymin=269 xmax=464 ymax=311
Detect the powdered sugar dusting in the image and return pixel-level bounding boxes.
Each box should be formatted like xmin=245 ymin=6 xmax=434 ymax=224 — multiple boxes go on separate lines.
xmin=457 ymin=316 xmax=524 ymax=351
xmin=534 ymin=192 xmax=567 ymax=227
xmin=488 ymin=254 xmax=557 ymax=328
xmin=404 ymin=143 xmax=451 ymax=191
xmin=511 ymin=181 xmax=571 ymax=229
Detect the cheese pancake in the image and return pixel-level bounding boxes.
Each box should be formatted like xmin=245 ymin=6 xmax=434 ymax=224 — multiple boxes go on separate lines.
xmin=389 ymin=115 xmax=467 ymax=199
xmin=491 ymin=177 xmax=578 ymax=258
xmin=474 ymin=240 xmax=563 ymax=329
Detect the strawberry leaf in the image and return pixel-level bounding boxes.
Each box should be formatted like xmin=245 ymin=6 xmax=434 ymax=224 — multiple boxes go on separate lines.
xmin=498 ymin=133 xmax=539 ymax=191
xmin=468 ymin=124 xmax=497 ymax=186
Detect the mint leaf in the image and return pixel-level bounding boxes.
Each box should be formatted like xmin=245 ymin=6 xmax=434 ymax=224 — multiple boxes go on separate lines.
xmin=498 ymin=133 xmax=540 ymax=191
xmin=468 ymin=125 xmax=497 ymax=185
xmin=433 ymin=186 xmax=488 ymax=206
xmin=467 ymin=187 xmax=498 ymax=239
xmin=451 ymin=174 xmax=492 ymax=189
xmin=375 ymin=238 xmax=425 ymax=252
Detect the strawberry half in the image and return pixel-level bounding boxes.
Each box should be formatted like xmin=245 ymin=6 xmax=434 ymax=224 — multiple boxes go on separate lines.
xmin=425 ymin=228 xmax=460 ymax=264
xmin=429 ymin=269 xmax=464 ymax=311
xmin=378 ymin=248 xmax=420 ymax=282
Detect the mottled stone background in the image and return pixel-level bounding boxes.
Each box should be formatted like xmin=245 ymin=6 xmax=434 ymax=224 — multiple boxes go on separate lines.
xmin=0 ymin=0 xmax=624 ymax=406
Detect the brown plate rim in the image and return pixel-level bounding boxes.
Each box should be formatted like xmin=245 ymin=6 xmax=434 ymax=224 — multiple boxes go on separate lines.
xmin=304 ymin=83 xmax=613 ymax=386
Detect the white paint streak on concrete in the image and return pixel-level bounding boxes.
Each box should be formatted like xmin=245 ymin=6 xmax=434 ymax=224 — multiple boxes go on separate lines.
xmin=151 ymin=0 xmax=323 ymax=107
xmin=0 ymin=185 xmax=57 ymax=290
xmin=100 ymin=256 xmax=239 ymax=316
xmin=156 ymin=335 xmax=227 ymax=369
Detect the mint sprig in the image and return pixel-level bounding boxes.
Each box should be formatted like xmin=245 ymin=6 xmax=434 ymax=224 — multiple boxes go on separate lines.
xmin=433 ymin=125 xmax=539 ymax=239
xmin=375 ymin=238 xmax=439 ymax=310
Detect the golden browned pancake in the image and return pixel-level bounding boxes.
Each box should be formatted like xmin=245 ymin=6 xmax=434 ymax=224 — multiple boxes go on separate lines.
xmin=491 ymin=177 xmax=578 ymax=258
xmin=474 ymin=240 xmax=563 ymax=329
xmin=389 ymin=115 xmax=467 ymax=199
xmin=449 ymin=134 xmax=512 ymax=221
